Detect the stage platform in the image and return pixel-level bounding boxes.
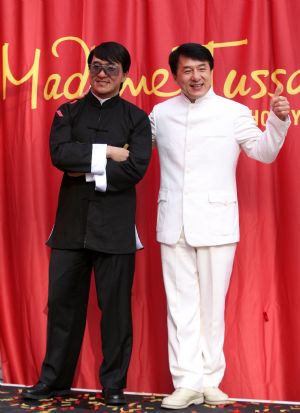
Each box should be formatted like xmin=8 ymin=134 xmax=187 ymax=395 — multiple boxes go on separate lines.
xmin=1 ymin=384 xmax=300 ymax=413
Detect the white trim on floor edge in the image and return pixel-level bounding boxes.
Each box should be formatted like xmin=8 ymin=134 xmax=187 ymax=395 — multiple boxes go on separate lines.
xmin=1 ymin=383 xmax=300 ymax=405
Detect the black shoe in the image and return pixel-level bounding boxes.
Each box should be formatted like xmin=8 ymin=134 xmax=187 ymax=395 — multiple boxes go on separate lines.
xmin=102 ymin=388 xmax=126 ymax=405
xmin=22 ymin=382 xmax=70 ymax=400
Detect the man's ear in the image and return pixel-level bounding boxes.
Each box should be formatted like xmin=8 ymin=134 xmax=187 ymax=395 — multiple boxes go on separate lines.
xmin=122 ymin=72 xmax=129 ymax=82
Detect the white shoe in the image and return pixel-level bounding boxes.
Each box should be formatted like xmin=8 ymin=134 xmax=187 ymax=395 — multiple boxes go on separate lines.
xmin=161 ymin=388 xmax=204 ymax=409
xmin=204 ymin=387 xmax=230 ymax=405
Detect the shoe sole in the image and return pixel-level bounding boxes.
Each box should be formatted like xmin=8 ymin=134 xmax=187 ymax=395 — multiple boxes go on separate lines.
xmin=204 ymin=399 xmax=233 ymax=406
xmin=161 ymin=397 xmax=204 ymax=409
xmin=22 ymin=389 xmax=71 ymax=400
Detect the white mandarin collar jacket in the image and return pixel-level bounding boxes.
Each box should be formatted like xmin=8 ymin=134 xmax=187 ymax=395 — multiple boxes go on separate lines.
xmin=150 ymin=88 xmax=290 ymax=246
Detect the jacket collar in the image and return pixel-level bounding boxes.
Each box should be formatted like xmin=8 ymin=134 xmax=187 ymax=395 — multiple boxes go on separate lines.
xmin=86 ymin=91 xmax=120 ymax=108
xmin=180 ymin=87 xmax=215 ymax=105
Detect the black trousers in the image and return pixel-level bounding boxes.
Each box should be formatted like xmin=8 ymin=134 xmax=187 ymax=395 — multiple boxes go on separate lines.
xmin=40 ymin=248 xmax=135 ymax=390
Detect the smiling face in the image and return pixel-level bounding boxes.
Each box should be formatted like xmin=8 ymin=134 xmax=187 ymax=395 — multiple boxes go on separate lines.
xmin=89 ymin=56 xmax=127 ymax=99
xmin=174 ymin=55 xmax=212 ymax=102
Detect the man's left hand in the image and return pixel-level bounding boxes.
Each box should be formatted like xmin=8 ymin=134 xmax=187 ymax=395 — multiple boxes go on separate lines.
xmin=270 ymin=84 xmax=290 ymax=121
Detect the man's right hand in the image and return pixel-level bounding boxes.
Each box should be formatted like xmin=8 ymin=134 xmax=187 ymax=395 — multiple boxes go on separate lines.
xmin=270 ymin=84 xmax=290 ymax=121
xmin=107 ymin=145 xmax=129 ymax=162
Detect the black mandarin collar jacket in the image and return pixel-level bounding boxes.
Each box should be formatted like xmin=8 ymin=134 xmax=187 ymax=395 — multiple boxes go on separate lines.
xmin=47 ymin=92 xmax=152 ymax=254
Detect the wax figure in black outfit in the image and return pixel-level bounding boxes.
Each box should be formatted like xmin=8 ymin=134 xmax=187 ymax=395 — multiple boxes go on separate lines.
xmin=22 ymin=42 xmax=152 ymax=405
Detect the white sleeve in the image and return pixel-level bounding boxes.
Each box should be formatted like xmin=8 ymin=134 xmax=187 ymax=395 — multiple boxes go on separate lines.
xmin=85 ymin=144 xmax=108 ymax=191
xmin=94 ymin=174 xmax=107 ymax=192
xmin=91 ymin=144 xmax=107 ymax=174
xmin=235 ymin=107 xmax=290 ymax=163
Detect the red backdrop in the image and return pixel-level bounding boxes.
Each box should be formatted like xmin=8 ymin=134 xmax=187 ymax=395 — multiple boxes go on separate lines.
xmin=1 ymin=0 xmax=300 ymax=401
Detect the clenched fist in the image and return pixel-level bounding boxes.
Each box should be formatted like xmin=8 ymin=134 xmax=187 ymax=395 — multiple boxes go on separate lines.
xmin=106 ymin=145 xmax=129 ymax=162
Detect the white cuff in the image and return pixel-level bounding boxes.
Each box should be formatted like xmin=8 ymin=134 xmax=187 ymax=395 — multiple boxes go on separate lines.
xmin=91 ymin=144 xmax=107 ymax=174
xmin=95 ymin=173 xmax=107 ymax=192
xmin=269 ymin=109 xmax=291 ymax=127
xmin=85 ymin=173 xmax=95 ymax=182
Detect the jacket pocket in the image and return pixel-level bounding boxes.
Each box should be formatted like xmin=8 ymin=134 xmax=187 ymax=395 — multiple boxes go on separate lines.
xmin=208 ymin=191 xmax=238 ymax=235
xmin=156 ymin=189 xmax=168 ymax=232
xmin=208 ymin=191 xmax=237 ymax=204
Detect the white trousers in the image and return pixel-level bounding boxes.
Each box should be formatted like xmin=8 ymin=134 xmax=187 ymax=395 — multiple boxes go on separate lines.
xmin=160 ymin=231 xmax=237 ymax=392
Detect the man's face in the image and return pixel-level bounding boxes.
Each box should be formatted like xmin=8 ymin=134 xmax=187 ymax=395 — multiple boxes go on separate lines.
xmin=89 ymin=56 xmax=127 ymax=99
xmin=174 ymin=56 xmax=212 ymax=102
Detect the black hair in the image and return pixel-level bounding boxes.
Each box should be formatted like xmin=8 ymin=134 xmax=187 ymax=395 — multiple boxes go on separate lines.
xmin=88 ymin=41 xmax=131 ymax=73
xmin=169 ymin=43 xmax=214 ymax=75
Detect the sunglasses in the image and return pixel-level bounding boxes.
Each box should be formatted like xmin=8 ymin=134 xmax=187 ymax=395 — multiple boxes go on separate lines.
xmin=89 ymin=63 xmax=120 ymax=77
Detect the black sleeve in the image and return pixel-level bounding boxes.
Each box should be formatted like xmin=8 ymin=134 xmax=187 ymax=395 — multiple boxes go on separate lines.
xmin=49 ymin=102 xmax=92 ymax=173
xmin=106 ymin=108 xmax=152 ymax=192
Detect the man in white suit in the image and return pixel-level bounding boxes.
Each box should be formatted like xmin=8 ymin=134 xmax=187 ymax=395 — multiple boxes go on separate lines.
xmin=150 ymin=43 xmax=290 ymax=409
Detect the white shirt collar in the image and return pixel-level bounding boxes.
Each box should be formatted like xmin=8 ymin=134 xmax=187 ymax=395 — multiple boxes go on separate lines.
xmin=181 ymin=86 xmax=215 ymax=104
xmin=91 ymin=91 xmax=118 ymax=105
